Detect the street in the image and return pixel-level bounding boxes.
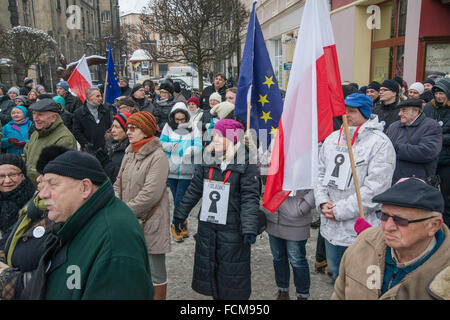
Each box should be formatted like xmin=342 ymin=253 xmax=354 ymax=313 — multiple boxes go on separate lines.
xmin=166 ymin=192 xmax=335 ymax=300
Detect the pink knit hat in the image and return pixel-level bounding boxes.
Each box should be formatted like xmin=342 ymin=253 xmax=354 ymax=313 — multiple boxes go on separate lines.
xmin=213 ymin=119 xmax=244 ymax=144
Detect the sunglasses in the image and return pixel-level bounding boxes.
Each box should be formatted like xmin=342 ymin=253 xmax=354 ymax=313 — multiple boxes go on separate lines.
xmin=380 ymin=211 xmax=437 ymax=227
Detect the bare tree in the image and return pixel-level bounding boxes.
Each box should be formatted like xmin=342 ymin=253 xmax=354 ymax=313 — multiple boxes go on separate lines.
xmin=0 ymin=26 xmax=57 ymax=83
xmin=141 ymin=0 xmax=248 ymax=91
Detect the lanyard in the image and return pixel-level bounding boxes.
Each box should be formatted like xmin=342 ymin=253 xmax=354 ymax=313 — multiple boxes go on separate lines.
xmin=209 ymin=167 xmax=231 ymax=183
xmin=337 ymin=124 xmax=363 ymax=146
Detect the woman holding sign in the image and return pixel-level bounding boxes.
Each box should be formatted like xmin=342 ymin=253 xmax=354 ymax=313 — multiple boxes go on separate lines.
xmin=173 ymin=119 xmax=260 ymax=300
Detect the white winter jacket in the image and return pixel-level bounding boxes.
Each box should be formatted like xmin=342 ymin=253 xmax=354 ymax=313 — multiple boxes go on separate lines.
xmin=314 ymin=115 xmax=396 ymax=247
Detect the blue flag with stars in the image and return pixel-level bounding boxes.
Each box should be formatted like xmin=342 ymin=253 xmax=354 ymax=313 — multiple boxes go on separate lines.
xmin=104 ymin=44 xmax=121 ymax=105
xmin=234 ymin=1 xmax=283 ymax=150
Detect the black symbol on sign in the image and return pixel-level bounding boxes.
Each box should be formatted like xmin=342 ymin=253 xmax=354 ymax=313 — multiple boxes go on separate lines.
xmin=209 ymin=191 xmax=221 ymax=213
xmin=331 ymin=154 xmax=345 ymax=178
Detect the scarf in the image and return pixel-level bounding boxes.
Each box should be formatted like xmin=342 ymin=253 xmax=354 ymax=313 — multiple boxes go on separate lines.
xmin=86 ymin=101 xmax=99 ymax=122
xmin=131 ymin=137 xmax=154 ymax=153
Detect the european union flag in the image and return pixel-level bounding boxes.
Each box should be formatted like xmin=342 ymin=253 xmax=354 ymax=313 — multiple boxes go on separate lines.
xmin=104 ymin=44 xmax=121 ymax=105
xmin=234 ymin=1 xmax=283 ymax=150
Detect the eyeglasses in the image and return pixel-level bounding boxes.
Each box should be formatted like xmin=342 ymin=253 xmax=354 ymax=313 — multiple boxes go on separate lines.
xmin=174 ymin=117 xmax=186 ymax=122
xmin=380 ymin=211 xmax=437 ymax=227
xmin=0 ymin=172 xmax=23 ymax=183
xmin=127 ymin=125 xmax=138 ymax=132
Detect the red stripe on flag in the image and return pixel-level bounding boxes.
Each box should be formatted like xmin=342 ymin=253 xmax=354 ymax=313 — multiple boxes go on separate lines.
xmin=262 ymin=120 xmax=291 ymax=213
xmin=67 ymin=68 xmax=91 ymax=103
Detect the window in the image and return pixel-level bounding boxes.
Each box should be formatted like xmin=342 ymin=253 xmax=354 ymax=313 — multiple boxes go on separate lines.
xmin=370 ymin=0 xmax=407 ymax=82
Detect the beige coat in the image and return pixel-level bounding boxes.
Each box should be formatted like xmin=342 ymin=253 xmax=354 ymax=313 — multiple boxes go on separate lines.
xmin=113 ymin=137 xmax=171 ymax=255
xmin=332 ymin=224 xmax=450 ymax=300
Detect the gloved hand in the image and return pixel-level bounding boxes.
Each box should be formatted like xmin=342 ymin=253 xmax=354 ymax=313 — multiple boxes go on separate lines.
xmin=7 ymin=137 xmax=19 ymax=144
xmin=12 ymin=140 xmax=26 ymax=148
xmin=243 ymin=234 xmax=256 ymax=245
xmin=84 ymin=143 xmax=96 ymax=154
xmin=172 ymin=217 xmax=185 ymax=233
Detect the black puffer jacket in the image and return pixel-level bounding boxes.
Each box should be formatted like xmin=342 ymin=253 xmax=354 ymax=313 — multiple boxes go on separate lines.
xmin=174 ymin=144 xmax=260 ymax=300
xmin=386 ymin=112 xmax=442 ymax=184
xmin=372 ymin=99 xmax=400 ymax=132
xmin=0 ymin=97 xmax=14 ymax=126
xmin=424 ymin=78 xmax=450 ymax=166
xmin=102 ymin=138 xmax=129 ymax=184
xmin=132 ymin=96 xmax=155 ymax=114
xmin=63 ymin=92 xmax=83 ymax=114
xmin=0 ymin=177 xmax=35 ymax=249
xmin=153 ymin=98 xmax=176 ymax=136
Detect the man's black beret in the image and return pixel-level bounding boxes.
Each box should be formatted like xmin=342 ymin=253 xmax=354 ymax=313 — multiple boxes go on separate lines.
xmin=372 ymin=178 xmax=444 ymax=213
xmin=397 ymin=98 xmax=423 ymax=109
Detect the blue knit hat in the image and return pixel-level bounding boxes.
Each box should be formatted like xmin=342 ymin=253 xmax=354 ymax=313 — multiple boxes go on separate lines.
xmin=56 ymin=81 xmax=69 ymax=91
xmin=12 ymin=105 xmax=28 ymax=117
xmin=344 ymin=93 xmax=373 ymax=119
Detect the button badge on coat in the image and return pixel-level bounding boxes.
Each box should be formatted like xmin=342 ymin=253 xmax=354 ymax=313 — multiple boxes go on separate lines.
xmin=33 ymin=226 xmax=45 ymax=238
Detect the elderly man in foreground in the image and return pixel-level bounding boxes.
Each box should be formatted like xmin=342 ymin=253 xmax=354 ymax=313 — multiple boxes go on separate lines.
xmin=332 ymin=178 xmax=450 ymax=300
xmin=20 ymin=151 xmax=153 ymax=300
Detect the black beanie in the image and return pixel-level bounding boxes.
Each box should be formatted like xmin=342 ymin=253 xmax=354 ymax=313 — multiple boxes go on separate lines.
xmin=43 ymin=151 xmax=108 ymax=186
xmin=131 ymin=83 xmax=144 ymax=96
xmin=342 ymin=84 xmax=358 ymax=98
xmin=159 ymin=82 xmax=174 ymax=95
xmin=367 ymin=81 xmax=381 ymax=92
xmin=36 ymin=145 xmax=71 ymax=174
xmin=381 ymin=80 xmax=399 ymax=94
xmin=424 ymin=78 xmax=435 ymax=86
xmin=0 ymin=154 xmax=26 ymax=175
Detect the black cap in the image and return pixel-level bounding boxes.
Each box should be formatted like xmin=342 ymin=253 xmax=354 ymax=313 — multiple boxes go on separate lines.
xmin=159 ymin=82 xmax=174 ymax=95
xmin=372 ymin=178 xmax=444 ymax=213
xmin=131 ymin=83 xmax=144 ymax=96
xmin=367 ymin=81 xmax=381 ymax=92
xmin=397 ymin=98 xmax=423 ymax=109
xmin=36 ymin=145 xmax=71 ymax=174
xmin=381 ymin=80 xmax=400 ymax=94
xmin=0 ymin=154 xmax=27 ymax=175
xmin=424 ymin=78 xmax=435 ymax=86
xmin=29 ymin=98 xmax=61 ymax=113
xmin=43 ymin=151 xmax=108 ymax=186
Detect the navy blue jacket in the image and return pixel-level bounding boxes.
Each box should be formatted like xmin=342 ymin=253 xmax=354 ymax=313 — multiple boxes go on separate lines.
xmin=386 ymin=112 xmax=442 ymax=184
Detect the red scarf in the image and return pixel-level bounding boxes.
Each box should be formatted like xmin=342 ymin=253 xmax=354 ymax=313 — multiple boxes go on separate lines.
xmin=131 ymin=137 xmax=154 ymax=153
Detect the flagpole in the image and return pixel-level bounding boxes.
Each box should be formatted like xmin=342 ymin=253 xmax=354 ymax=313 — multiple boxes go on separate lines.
xmin=341 ymin=114 xmax=365 ymax=219
xmin=103 ymin=69 xmax=108 ymax=105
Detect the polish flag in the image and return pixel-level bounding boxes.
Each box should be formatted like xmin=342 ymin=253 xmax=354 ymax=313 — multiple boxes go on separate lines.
xmin=67 ymin=55 xmax=92 ymax=103
xmin=262 ymin=0 xmax=346 ymax=212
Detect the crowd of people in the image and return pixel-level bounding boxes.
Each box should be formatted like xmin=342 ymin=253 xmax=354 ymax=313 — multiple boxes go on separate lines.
xmin=0 ymin=72 xmax=448 ymax=300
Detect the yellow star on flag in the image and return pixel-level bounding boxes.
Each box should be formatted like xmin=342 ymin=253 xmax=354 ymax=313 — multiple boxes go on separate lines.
xmin=258 ymin=94 xmax=269 ymax=107
xmin=263 ymin=76 xmax=275 ymax=89
xmin=260 ymin=111 xmax=272 ymax=124
xmin=270 ymin=126 xmax=278 ymax=137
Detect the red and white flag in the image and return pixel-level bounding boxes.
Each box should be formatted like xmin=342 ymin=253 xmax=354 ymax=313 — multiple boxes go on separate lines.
xmin=263 ymin=0 xmax=346 ymax=213
xmin=67 ymin=55 xmax=92 ymax=103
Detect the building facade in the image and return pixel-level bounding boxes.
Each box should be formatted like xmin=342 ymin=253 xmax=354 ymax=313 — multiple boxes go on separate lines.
xmin=331 ymin=0 xmax=450 ymax=86
xmin=0 ymin=0 xmax=120 ymax=90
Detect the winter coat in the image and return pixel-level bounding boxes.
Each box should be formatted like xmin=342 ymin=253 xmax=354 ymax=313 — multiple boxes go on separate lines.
xmin=153 ymin=98 xmax=176 ymax=135
xmin=160 ymin=104 xmax=202 ymax=180
xmin=132 ymin=97 xmax=155 ymax=114
xmin=120 ymin=85 xmax=132 ymax=97
xmin=19 ymin=86 xmax=31 ymax=97
xmin=28 ymin=180 xmax=153 ymax=300
xmin=102 ymin=138 xmax=129 ymax=184
xmin=264 ymin=190 xmax=314 ymax=242
xmin=0 ymin=177 xmax=35 ymax=250
xmin=332 ymin=225 xmax=450 ymax=300
xmin=23 ymin=116 xmax=77 ymax=184
xmin=0 ymin=98 xmax=15 ymax=126
xmin=423 ymin=80 xmax=450 ymax=166
xmin=199 ymin=85 xmax=227 ymax=110
xmin=174 ymin=143 xmax=260 ymax=300
xmin=113 ymin=137 xmax=171 ymax=255
xmin=314 ymin=115 xmax=396 ymax=247
xmin=72 ymin=103 xmax=113 ymax=150
xmin=1 ymin=118 xmax=32 ymax=154
xmin=63 ymin=92 xmax=83 ymax=114
xmin=386 ymin=112 xmax=442 ymax=184
xmin=189 ymin=108 xmax=204 ymax=133
xmin=372 ymin=99 xmax=400 ymax=132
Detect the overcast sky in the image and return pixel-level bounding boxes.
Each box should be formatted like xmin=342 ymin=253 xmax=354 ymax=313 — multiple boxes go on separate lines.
xmin=119 ymin=0 xmax=149 ymax=15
